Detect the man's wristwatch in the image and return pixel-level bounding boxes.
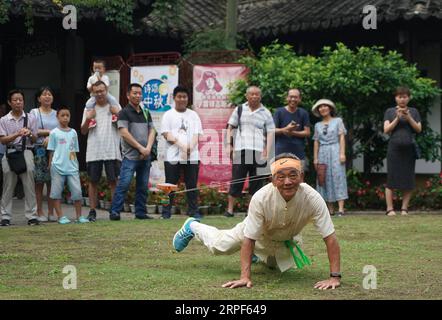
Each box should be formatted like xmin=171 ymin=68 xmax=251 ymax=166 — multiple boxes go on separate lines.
xmin=330 ymin=272 xmax=342 ymax=278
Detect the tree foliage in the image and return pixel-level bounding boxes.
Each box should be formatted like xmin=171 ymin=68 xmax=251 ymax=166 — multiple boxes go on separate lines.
xmin=183 ymin=27 xmax=249 ymax=56
xmin=0 ymin=0 xmax=181 ymax=34
xmin=229 ymin=42 xmax=441 ymax=173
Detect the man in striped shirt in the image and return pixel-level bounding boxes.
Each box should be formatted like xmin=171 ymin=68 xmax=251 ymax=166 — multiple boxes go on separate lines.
xmin=225 ymin=86 xmax=275 ymax=217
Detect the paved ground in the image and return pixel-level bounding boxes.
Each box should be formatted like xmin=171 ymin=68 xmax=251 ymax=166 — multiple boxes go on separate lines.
xmin=3 ymin=198 xmax=441 ymax=227
xmin=2 ymin=199 xmax=164 ymax=226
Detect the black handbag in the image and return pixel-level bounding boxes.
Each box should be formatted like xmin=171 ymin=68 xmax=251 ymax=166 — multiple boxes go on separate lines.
xmin=141 ymin=107 xmax=158 ymax=161
xmin=6 ymin=114 xmax=28 ymax=175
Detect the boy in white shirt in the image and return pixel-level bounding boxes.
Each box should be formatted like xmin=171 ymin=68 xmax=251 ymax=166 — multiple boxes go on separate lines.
xmin=160 ymin=86 xmax=204 ymax=219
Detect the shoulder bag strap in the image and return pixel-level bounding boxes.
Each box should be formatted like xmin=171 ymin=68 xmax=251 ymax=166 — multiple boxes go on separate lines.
xmin=237 ymin=104 xmax=243 ymax=133
xmin=22 ymin=113 xmax=28 ymax=150
xmin=38 ymin=108 xmax=44 ymax=129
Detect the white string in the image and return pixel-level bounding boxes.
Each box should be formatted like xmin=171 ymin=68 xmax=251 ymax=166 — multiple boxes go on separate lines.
xmin=171 ymin=174 xmax=271 ymax=195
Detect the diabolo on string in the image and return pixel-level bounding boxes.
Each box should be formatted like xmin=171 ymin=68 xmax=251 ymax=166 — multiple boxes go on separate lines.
xmin=156 ymin=183 xmax=179 ymax=206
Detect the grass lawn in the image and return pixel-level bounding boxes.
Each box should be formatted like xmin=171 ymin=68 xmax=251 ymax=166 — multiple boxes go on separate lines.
xmin=0 ymin=214 xmax=441 ymax=300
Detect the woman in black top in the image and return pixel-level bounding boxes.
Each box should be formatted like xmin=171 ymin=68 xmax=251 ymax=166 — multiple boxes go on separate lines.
xmin=383 ymin=87 xmax=422 ymax=216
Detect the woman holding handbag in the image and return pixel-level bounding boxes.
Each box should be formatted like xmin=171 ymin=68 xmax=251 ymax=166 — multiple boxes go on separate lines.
xmin=312 ymin=99 xmax=348 ymax=216
xmin=383 ymin=87 xmax=422 ymax=216
xmin=30 ymin=87 xmax=59 ymax=222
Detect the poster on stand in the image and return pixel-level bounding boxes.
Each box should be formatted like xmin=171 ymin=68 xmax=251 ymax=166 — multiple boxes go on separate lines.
xmin=193 ymin=64 xmax=248 ymax=188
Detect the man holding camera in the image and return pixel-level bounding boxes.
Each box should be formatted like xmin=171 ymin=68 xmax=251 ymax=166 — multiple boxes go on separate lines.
xmin=273 ymin=89 xmax=311 ymax=169
xmin=0 ymin=90 xmax=38 ymax=226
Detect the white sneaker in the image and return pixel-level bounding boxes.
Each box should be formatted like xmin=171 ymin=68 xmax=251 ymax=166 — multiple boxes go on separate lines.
xmin=48 ymin=215 xmax=58 ymax=222
xmin=37 ymin=216 xmax=48 ymax=222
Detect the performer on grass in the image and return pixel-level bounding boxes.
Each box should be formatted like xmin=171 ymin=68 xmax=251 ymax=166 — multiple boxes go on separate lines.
xmin=172 ymin=153 xmax=342 ymax=290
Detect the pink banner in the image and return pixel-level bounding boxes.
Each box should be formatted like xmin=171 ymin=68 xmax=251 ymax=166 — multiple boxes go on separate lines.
xmin=193 ymin=64 xmax=248 ymax=187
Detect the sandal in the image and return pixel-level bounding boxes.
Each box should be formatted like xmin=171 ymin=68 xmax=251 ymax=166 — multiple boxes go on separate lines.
xmin=386 ymin=209 xmax=396 ymax=216
xmin=400 ymin=209 xmax=408 ymax=216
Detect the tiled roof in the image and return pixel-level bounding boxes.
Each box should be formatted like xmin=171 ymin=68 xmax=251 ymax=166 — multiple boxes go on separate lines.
xmin=7 ymin=0 xmax=153 ymax=20
xmin=141 ymin=0 xmax=442 ymax=38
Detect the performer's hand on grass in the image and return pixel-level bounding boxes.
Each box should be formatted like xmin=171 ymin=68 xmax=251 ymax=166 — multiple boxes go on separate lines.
xmin=222 ymin=278 xmax=253 ymax=289
xmin=314 ymin=277 xmax=340 ymax=290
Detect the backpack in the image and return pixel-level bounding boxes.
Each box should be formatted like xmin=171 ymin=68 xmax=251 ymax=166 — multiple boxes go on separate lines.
xmin=225 ymin=104 xmax=242 ymax=147
xmin=141 ymin=107 xmax=158 ymax=162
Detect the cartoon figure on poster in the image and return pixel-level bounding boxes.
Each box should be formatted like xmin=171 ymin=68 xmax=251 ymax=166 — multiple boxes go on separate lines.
xmin=195 ymin=71 xmax=223 ymax=95
xmin=142 ymin=75 xmax=172 ymax=112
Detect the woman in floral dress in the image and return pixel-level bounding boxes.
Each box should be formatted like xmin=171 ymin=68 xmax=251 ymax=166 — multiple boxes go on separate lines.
xmin=312 ymin=99 xmax=348 ymax=216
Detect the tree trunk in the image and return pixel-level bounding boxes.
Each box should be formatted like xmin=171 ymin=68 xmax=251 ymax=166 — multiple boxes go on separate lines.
xmin=225 ymin=0 xmax=238 ymax=50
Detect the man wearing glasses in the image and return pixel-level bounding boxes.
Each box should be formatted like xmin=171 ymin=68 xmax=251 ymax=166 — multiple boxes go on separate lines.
xmin=172 ymin=153 xmax=342 ymax=290
xmin=273 ymin=89 xmax=311 ymax=170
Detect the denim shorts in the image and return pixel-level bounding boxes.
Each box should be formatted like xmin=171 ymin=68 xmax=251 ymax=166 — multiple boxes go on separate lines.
xmin=50 ymin=168 xmax=83 ymax=201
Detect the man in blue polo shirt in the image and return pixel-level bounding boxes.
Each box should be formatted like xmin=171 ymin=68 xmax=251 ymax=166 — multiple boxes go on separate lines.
xmin=273 ymin=88 xmax=311 ymax=168
xmin=109 ymin=83 xmax=156 ymax=221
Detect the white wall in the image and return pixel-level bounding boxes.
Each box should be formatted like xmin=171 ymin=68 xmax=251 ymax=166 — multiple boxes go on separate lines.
xmin=415 ymin=42 xmax=441 ymax=174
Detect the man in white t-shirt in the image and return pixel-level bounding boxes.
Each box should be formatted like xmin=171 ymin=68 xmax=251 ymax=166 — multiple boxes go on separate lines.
xmin=172 ymin=153 xmax=342 ymax=290
xmin=81 ymin=81 xmax=122 ymax=222
xmin=160 ymin=86 xmax=203 ymax=219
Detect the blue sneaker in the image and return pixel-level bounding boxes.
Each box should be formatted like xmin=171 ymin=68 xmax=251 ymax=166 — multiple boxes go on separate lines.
xmin=76 ymin=216 xmax=90 ymax=224
xmin=58 ymin=216 xmax=71 ymax=225
xmin=173 ymin=217 xmax=198 ymax=252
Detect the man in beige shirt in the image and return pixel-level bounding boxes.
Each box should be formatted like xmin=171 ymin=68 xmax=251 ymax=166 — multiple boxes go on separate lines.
xmin=173 ymin=153 xmax=342 ymax=290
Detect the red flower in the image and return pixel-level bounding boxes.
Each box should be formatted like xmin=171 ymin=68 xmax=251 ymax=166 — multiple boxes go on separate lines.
xmin=357 ymin=189 xmax=363 ymax=196
xmin=365 ymin=181 xmax=371 ymax=186
xmin=425 ymin=180 xmax=432 ymax=188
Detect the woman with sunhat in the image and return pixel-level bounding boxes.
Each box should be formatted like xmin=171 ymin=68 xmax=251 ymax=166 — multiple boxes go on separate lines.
xmin=312 ymin=99 xmax=348 ymax=216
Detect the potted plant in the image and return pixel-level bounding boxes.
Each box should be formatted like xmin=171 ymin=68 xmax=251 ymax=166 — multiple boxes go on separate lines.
xmin=146 ymin=191 xmax=158 ymax=214
xmin=235 ymin=194 xmax=250 ymax=214
xmin=98 ymin=191 xmax=106 ymax=209
xmin=205 ymin=187 xmax=223 ymax=215
xmin=171 ymin=185 xmax=184 ymax=215
xmin=126 ymin=179 xmax=136 ymax=213
xmin=198 ymin=184 xmax=210 ymax=215
xmin=103 ymin=189 xmax=112 ymax=210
